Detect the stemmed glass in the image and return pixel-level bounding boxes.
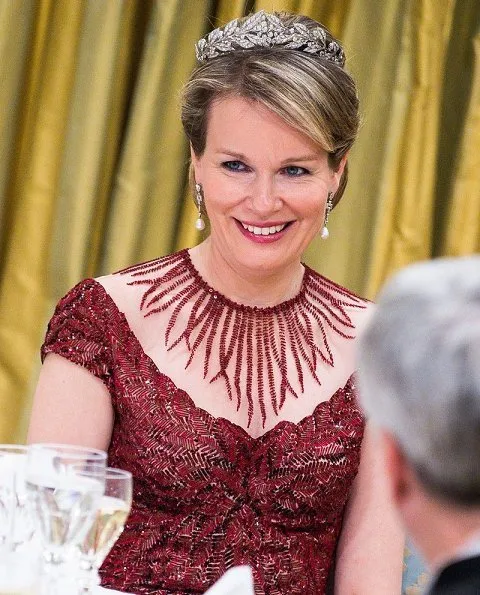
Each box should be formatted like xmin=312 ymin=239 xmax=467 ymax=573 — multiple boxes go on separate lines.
xmin=0 ymin=445 xmax=39 ymax=594
xmin=77 ymin=467 xmax=133 ymax=593
xmin=25 ymin=444 xmax=107 ymax=594
xmin=0 ymin=445 xmax=33 ymax=549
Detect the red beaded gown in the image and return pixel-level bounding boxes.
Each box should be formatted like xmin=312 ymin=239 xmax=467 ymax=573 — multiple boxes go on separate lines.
xmin=41 ymin=249 xmax=366 ymax=595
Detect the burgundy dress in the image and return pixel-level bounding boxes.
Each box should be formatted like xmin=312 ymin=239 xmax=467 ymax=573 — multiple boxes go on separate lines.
xmin=41 ymin=253 xmax=365 ymax=595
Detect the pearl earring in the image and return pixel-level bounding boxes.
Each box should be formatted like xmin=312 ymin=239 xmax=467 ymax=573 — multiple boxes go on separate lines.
xmin=195 ymin=183 xmax=206 ymax=231
xmin=321 ymin=192 xmax=334 ymax=240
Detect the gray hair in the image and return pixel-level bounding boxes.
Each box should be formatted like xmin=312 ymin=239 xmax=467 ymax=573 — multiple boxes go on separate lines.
xmin=358 ymin=256 xmax=480 ymax=505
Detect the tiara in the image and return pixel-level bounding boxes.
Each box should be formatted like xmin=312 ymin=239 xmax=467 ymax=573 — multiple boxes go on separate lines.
xmin=195 ymin=11 xmax=345 ymax=66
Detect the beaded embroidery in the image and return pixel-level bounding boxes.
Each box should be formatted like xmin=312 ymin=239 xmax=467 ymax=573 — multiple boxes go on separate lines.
xmin=122 ymin=249 xmax=366 ymax=427
xmin=41 ymin=273 xmax=366 ymax=594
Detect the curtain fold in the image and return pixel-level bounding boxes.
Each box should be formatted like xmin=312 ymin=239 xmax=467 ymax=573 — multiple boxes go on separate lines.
xmin=0 ymin=0 xmax=87 ymax=442
xmin=305 ymin=0 xmax=409 ymax=293
xmin=100 ymin=0 xmax=208 ymax=272
xmin=0 ymin=0 xmax=478 ymax=447
xmin=0 ymin=1 xmax=36 ymax=264
xmin=365 ymin=0 xmax=457 ymax=295
xmin=442 ymin=10 xmax=480 ymax=255
xmin=48 ymin=0 xmax=145 ymax=294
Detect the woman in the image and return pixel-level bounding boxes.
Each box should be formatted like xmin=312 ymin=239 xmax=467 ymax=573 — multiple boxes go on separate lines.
xmin=28 ymin=11 xmax=403 ymax=594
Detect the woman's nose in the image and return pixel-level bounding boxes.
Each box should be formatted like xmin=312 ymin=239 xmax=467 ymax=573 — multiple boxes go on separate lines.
xmin=249 ymin=175 xmax=282 ymax=214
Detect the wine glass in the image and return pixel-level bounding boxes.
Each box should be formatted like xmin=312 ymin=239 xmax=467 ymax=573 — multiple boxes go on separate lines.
xmin=0 ymin=445 xmax=40 ymax=595
xmin=26 ymin=444 xmax=107 ymax=594
xmin=0 ymin=445 xmax=29 ymax=549
xmin=76 ymin=467 xmax=133 ymax=593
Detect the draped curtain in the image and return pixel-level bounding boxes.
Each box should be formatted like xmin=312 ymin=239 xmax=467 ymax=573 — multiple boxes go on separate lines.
xmin=0 ymin=0 xmax=479 ymax=446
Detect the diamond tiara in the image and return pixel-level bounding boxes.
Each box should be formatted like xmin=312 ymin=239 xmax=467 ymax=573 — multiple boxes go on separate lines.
xmin=195 ymin=11 xmax=345 ymax=66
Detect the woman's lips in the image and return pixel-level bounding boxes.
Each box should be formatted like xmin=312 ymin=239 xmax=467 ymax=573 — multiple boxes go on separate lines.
xmin=234 ymin=219 xmax=292 ymax=243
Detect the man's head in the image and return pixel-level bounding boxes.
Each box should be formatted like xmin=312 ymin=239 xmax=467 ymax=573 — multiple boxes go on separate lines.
xmin=358 ymin=256 xmax=480 ymax=564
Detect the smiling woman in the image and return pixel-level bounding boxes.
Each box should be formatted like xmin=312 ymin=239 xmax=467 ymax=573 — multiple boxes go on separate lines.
xmin=27 ymin=10 xmax=404 ymax=595
xmin=190 ymin=96 xmax=343 ymax=288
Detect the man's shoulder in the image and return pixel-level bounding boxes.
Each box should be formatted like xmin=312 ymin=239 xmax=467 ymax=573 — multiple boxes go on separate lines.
xmin=429 ymin=554 xmax=480 ymax=595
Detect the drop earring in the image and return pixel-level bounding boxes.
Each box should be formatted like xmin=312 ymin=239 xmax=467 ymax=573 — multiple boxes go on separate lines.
xmin=321 ymin=192 xmax=334 ymax=240
xmin=195 ymin=182 xmax=206 ymax=231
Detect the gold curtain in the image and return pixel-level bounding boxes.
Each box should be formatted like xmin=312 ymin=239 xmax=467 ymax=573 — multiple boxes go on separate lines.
xmin=0 ymin=0 xmax=479 ymax=445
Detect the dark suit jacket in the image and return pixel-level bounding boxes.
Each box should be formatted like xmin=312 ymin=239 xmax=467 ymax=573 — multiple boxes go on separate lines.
xmin=429 ymin=555 xmax=480 ymax=594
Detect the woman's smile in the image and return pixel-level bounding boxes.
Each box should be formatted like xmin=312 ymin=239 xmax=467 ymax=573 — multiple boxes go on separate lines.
xmin=191 ymin=95 xmax=345 ymax=278
xmin=235 ymin=219 xmax=293 ymax=243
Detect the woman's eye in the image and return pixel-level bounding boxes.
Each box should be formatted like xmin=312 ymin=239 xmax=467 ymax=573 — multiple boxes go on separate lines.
xmin=222 ymin=160 xmax=247 ymax=172
xmin=283 ymin=165 xmax=309 ymax=177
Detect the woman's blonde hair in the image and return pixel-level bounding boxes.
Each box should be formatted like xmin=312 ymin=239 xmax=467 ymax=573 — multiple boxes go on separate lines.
xmin=181 ymin=13 xmax=359 ymax=207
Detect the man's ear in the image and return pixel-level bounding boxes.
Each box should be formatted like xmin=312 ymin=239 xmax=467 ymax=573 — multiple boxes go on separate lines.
xmin=380 ymin=430 xmax=413 ymax=509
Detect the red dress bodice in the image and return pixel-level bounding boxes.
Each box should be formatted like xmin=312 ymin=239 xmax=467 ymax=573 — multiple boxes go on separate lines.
xmin=41 ymin=268 xmax=364 ymax=594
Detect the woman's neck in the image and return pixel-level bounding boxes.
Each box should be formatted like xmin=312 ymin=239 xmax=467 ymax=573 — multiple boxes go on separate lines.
xmin=189 ymin=239 xmax=305 ymax=308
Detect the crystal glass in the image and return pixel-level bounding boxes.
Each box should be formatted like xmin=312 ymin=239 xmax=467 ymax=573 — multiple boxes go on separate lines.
xmin=0 ymin=549 xmax=40 ymax=595
xmin=26 ymin=444 xmax=107 ymax=594
xmin=0 ymin=445 xmax=32 ymax=548
xmin=77 ymin=467 xmax=133 ymax=593
xmin=0 ymin=445 xmax=40 ymax=594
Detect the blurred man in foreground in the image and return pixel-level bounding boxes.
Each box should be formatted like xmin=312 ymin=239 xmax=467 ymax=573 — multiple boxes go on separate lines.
xmin=357 ymin=256 xmax=480 ymax=595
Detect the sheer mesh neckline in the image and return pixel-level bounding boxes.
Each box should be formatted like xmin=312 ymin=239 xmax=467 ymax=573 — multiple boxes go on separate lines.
xmin=97 ymin=275 xmax=359 ymax=442
xmin=118 ymin=249 xmax=366 ymax=428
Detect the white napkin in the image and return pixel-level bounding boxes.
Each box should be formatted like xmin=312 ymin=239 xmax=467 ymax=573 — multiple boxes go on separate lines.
xmin=95 ymin=565 xmax=254 ymax=595
xmin=204 ymin=566 xmax=254 ymax=595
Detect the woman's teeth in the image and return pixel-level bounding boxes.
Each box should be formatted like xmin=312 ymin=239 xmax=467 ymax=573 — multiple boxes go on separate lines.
xmin=241 ymin=223 xmax=287 ymax=236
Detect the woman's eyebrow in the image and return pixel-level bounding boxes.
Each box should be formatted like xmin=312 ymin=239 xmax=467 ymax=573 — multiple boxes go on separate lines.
xmin=215 ymin=149 xmax=248 ymax=160
xmin=280 ymin=154 xmax=321 ymax=164
xmin=216 ymin=149 xmax=321 ymax=163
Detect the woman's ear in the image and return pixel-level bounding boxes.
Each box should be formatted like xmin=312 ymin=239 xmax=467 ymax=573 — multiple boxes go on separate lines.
xmin=332 ymin=153 xmax=348 ymax=190
xmin=190 ymin=145 xmax=202 ymax=182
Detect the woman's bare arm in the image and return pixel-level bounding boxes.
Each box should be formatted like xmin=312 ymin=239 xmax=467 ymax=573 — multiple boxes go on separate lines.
xmin=27 ymin=353 xmax=114 ymax=451
xmin=334 ymin=423 xmax=405 ymax=594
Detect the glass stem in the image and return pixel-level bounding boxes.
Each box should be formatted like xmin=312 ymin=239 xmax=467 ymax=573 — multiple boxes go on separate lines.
xmin=77 ymin=555 xmax=100 ymax=594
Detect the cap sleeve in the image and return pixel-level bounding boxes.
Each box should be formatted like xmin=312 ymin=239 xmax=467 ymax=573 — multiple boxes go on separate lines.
xmin=41 ymin=279 xmax=114 ymax=392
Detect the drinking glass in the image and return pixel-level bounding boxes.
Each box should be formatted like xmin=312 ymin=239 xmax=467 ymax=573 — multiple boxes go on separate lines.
xmin=77 ymin=467 xmax=133 ymax=593
xmin=0 ymin=549 xmax=40 ymax=595
xmin=26 ymin=444 xmax=107 ymax=594
xmin=0 ymin=445 xmax=31 ymax=548
xmin=0 ymin=445 xmax=40 ymax=594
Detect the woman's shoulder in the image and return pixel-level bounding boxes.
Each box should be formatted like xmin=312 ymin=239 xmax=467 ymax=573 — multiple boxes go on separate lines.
xmin=42 ymin=277 xmax=118 ymax=374
xmin=306 ymin=265 xmax=370 ymax=305
xmin=97 ymin=250 xmax=186 ymax=291
xmin=45 ymin=249 xmax=182 ymax=334
xmin=304 ymin=266 xmax=374 ymax=334
xmin=112 ymin=249 xmax=188 ymax=280
xmin=94 ymin=249 xmax=190 ymax=318
xmin=51 ymin=278 xmax=111 ymax=319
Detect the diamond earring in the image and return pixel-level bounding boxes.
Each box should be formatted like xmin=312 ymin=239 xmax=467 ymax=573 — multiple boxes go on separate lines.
xmin=195 ymin=183 xmax=206 ymax=231
xmin=321 ymin=192 xmax=334 ymax=240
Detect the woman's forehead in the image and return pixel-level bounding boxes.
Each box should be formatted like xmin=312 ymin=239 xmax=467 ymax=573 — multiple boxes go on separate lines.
xmin=205 ymin=95 xmax=323 ymax=158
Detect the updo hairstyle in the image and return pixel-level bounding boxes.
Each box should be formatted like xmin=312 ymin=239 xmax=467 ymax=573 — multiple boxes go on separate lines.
xmin=181 ymin=12 xmax=360 ymax=208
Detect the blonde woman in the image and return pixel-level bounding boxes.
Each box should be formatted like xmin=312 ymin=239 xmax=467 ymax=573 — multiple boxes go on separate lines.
xmin=29 ymin=11 xmax=403 ymax=594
